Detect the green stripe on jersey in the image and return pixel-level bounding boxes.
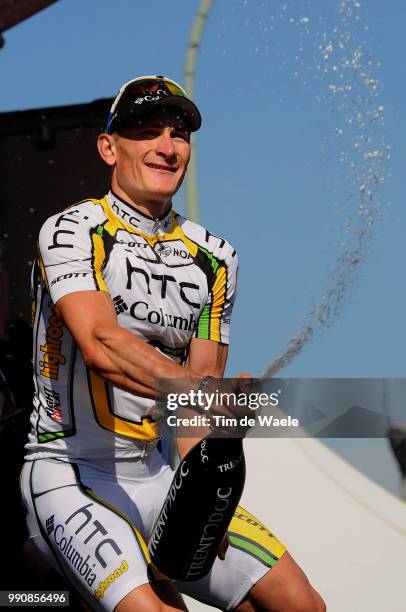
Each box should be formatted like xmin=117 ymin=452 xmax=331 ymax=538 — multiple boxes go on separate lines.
xmin=198 ymin=246 xmax=220 ymax=273
xmin=150 ymin=340 xmax=186 ymax=358
xmin=38 ymin=430 xmax=75 ymax=443
xmin=228 ymin=533 xmax=280 ymax=568
xmin=197 ymin=303 xmax=211 ymax=339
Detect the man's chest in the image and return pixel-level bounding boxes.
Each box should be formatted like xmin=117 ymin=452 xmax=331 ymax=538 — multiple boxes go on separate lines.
xmin=102 ymin=230 xmax=209 ymax=344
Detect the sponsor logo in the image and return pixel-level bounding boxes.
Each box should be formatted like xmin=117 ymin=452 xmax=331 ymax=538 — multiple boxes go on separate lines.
xmin=39 ymin=303 xmax=66 ymax=380
xmin=43 ymin=386 xmax=62 ymax=422
xmin=46 ymin=515 xmax=55 ymax=535
xmin=233 ymin=511 xmax=272 ymax=534
xmin=112 ymin=202 xmax=172 ymax=231
xmin=200 ymin=439 xmax=209 ymax=463
xmin=186 ymin=487 xmax=233 ymax=580
xmin=112 ymin=295 xmax=128 ymax=315
xmin=156 ymin=243 xmax=192 ymax=262
xmin=117 ymin=238 xmax=192 ymax=265
xmin=134 ymin=88 xmax=169 ymax=105
xmin=217 ymin=457 xmax=242 ymax=473
xmin=94 ymin=560 xmax=129 ymax=601
xmin=116 ymin=234 xmax=159 ymax=262
xmin=48 ymin=210 xmax=80 ymax=251
xmin=126 ymin=261 xmax=201 ymax=308
xmin=118 ymin=240 xmax=150 ymax=249
xmin=53 ymin=534 xmax=97 ymax=586
xmin=130 ymin=301 xmax=196 ymax=331
xmin=46 ymin=503 xmax=122 ymax=588
xmin=111 ymin=202 xmax=141 ymax=228
xmin=156 ymin=243 xmax=172 ymax=257
xmin=148 ymin=462 xmax=190 ymax=555
xmin=51 ymin=272 xmax=90 ymax=286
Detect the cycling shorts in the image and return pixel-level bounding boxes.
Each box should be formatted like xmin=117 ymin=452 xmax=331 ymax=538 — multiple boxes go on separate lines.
xmin=20 ymin=452 xmax=286 ymax=611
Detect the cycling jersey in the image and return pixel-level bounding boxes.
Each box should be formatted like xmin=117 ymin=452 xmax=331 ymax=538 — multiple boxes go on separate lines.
xmin=22 ymin=191 xmax=288 ymax=611
xmin=26 ymin=191 xmax=238 ymax=460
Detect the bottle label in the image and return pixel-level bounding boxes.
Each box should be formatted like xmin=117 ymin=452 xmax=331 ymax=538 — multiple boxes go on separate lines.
xmin=216 ymin=455 xmax=243 ymax=472
xmin=185 ymin=486 xmax=233 ymax=580
xmin=200 ymin=439 xmax=209 ymax=463
xmin=149 ymin=461 xmax=190 ymax=555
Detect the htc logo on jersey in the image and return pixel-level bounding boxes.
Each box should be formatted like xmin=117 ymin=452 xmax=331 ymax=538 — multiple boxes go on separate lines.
xmin=111 ymin=202 xmax=141 ymax=228
xmin=126 ymin=260 xmax=201 ymax=309
xmin=47 ymin=503 xmax=123 ymax=588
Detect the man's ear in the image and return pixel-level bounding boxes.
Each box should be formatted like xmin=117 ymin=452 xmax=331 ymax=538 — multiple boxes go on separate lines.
xmin=97 ymin=133 xmax=116 ymax=167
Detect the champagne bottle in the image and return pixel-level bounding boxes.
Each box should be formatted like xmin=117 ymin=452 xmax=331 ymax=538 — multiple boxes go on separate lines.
xmin=148 ymin=434 xmax=245 ymax=581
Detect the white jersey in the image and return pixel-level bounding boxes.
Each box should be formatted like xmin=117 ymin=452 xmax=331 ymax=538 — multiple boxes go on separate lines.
xmin=26 ymin=191 xmax=238 ymax=460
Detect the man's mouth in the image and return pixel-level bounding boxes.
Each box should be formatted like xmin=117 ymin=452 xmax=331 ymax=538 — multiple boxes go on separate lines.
xmin=145 ymin=163 xmax=177 ymax=173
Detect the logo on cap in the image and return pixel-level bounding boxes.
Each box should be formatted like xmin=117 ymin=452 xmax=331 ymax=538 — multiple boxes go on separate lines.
xmin=134 ymin=88 xmax=169 ymax=106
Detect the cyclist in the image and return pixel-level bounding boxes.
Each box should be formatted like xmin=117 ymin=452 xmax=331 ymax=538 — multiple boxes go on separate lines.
xmin=20 ymin=75 xmax=325 ymax=611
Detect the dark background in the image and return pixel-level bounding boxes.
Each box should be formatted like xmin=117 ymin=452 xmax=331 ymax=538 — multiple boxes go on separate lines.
xmin=0 ymin=98 xmax=112 ymax=598
xmin=0 ymin=98 xmax=111 ymax=324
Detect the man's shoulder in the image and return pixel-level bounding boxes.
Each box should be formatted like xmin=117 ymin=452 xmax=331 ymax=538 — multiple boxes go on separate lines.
xmin=39 ymin=196 xmax=108 ymax=234
xmin=174 ymin=212 xmax=238 ymax=264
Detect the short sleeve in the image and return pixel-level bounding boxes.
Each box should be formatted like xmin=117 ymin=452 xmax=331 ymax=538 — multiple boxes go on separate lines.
xmin=194 ymin=247 xmax=238 ymax=345
xmin=37 ymin=204 xmax=109 ymax=305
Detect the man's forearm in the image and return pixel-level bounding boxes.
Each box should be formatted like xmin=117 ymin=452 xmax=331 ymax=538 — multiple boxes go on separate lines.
xmin=84 ymin=323 xmax=197 ymax=398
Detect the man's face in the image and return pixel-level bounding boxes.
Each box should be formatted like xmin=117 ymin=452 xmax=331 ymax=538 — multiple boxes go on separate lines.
xmin=107 ymin=109 xmax=191 ymax=208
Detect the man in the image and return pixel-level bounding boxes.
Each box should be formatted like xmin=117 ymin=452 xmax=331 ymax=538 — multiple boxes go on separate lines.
xmin=20 ymin=76 xmax=325 ymax=611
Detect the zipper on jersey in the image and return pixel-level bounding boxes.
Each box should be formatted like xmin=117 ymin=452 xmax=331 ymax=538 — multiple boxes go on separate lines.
xmin=153 ymin=219 xmax=165 ymax=236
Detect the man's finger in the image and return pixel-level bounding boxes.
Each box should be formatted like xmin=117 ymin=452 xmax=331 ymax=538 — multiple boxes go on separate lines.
xmin=217 ymin=535 xmax=229 ymax=561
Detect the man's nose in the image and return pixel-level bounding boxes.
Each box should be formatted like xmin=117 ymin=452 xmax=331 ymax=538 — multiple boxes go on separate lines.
xmin=156 ymin=129 xmax=176 ymax=158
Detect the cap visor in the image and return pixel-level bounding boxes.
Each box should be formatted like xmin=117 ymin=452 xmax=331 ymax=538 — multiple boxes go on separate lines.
xmin=121 ymin=96 xmax=201 ymax=132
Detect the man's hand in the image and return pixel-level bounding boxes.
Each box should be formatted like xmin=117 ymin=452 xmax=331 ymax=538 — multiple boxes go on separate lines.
xmin=217 ymin=534 xmax=229 ymax=561
xmin=205 ymin=374 xmax=255 ymax=437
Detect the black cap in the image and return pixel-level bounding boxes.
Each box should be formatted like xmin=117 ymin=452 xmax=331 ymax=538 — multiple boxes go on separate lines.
xmin=105 ymin=75 xmax=201 ymax=134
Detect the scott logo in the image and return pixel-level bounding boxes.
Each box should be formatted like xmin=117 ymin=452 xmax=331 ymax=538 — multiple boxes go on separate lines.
xmin=51 ymin=272 xmax=90 ymax=286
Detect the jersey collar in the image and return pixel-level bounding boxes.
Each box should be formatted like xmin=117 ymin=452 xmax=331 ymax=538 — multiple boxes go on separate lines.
xmin=107 ymin=191 xmax=173 ymax=235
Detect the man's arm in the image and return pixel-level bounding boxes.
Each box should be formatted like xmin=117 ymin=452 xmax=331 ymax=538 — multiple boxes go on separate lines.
xmin=186 ymin=337 xmax=228 ymax=378
xmin=56 ymin=291 xmax=200 ymax=398
xmin=57 ymin=292 xmax=229 ymax=460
